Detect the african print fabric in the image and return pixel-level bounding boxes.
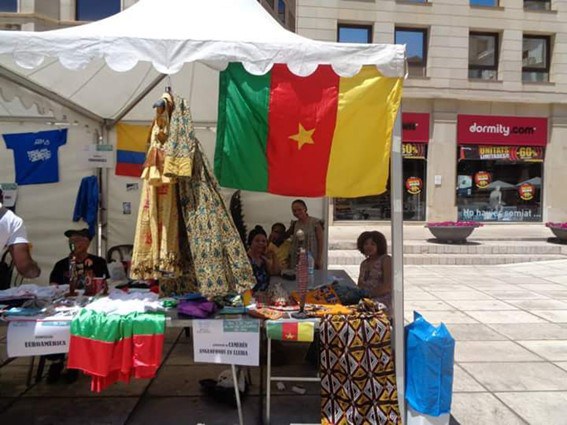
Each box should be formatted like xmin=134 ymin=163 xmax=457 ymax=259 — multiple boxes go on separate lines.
xmin=320 ymin=300 xmax=400 ymax=425
xmin=132 ymin=95 xmax=255 ymax=298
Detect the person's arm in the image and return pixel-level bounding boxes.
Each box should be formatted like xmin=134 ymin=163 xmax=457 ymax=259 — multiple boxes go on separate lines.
xmin=9 ymin=243 xmax=40 ymax=279
xmin=49 ymin=259 xmax=67 ymax=285
xmin=382 ymin=255 xmax=393 ymax=294
xmin=264 ymin=250 xmax=281 ymax=276
xmin=314 ymin=222 xmax=324 ymax=269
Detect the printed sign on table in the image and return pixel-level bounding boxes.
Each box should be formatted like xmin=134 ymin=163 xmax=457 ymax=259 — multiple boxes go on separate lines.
xmin=7 ymin=320 xmax=70 ymax=357
xmin=193 ymin=319 xmax=260 ymax=366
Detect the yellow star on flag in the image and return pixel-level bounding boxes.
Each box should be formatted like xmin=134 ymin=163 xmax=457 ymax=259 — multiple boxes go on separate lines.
xmin=285 ymin=333 xmax=294 ymax=340
xmin=289 ymin=123 xmax=315 ymax=150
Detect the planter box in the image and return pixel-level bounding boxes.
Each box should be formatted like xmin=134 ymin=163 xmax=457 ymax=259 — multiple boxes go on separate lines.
xmin=426 ymin=226 xmax=475 ymax=244
xmin=549 ymin=227 xmax=567 ymax=241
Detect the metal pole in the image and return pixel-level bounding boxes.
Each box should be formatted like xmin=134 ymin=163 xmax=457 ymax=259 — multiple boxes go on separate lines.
xmin=322 ymin=196 xmax=330 ymax=276
xmin=231 ymin=364 xmax=244 ymax=425
xmin=390 ymin=110 xmax=406 ymax=423
xmin=266 ymin=337 xmax=272 ymax=424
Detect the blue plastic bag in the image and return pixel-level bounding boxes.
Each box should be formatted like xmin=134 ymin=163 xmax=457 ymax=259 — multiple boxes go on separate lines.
xmin=405 ymin=311 xmax=455 ymax=416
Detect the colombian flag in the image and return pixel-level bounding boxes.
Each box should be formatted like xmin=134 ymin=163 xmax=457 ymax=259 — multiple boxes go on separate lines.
xmin=266 ymin=320 xmax=315 ymax=342
xmin=214 ymin=63 xmax=403 ymax=198
xmin=115 ymin=123 xmax=149 ymax=177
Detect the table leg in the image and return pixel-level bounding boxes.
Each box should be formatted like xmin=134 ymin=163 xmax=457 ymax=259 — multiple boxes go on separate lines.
xmin=231 ymin=364 xmax=244 ymax=425
xmin=26 ymin=356 xmax=35 ymax=387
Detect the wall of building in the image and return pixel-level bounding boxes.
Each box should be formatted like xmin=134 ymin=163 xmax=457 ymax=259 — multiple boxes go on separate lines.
xmin=297 ymin=0 xmax=567 ymax=222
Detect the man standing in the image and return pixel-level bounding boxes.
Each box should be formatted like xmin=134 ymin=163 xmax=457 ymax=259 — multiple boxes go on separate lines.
xmin=0 ymin=188 xmax=41 ymax=280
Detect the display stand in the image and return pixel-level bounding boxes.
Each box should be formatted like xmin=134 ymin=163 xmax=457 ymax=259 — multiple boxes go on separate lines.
xmin=265 ymin=318 xmax=320 ymax=424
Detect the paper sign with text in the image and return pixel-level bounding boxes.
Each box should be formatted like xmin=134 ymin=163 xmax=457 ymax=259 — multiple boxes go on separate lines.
xmin=193 ymin=319 xmax=260 ymax=366
xmin=7 ymin=320 xmax=70 ymax=357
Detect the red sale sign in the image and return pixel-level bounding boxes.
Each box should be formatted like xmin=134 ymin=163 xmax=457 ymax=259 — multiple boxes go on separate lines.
xmin=457 ymin=115 xmax=547 ymax=146
xmin=402 ymin=113 xmax=429 ymax=143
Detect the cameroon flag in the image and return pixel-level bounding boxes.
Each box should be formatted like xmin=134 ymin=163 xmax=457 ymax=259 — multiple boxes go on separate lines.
xmin=266 ymin=320 xmax=315 ymax=342
xmin=214 ymin=63 xmax=403 ymax=198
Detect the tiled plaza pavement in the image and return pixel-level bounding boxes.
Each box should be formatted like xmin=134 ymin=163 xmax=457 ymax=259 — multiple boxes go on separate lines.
xmin=1 ymin=259 xmax=567 ymax=424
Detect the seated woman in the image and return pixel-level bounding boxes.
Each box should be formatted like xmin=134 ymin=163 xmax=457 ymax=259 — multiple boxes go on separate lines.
xmin=357 ymin=231 xmax=392 ymax=315
xmin=247 ymin=225 xmax=280 ymax=292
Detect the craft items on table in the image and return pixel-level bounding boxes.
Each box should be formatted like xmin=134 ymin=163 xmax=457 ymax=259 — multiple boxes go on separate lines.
xmin=320 ymin=299 xmax=400 ymax=425
xmin=130 ymin=95 xmax=255 ymax=298
xmin=67 ymin=291 xmax=165 ymax=392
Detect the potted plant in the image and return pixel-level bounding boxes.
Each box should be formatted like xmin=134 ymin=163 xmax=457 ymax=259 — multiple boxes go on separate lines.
xmin=545 ymin=222 xmax=567 ymax=242
xmin=425 ymin=221 xmax=483 ymax=244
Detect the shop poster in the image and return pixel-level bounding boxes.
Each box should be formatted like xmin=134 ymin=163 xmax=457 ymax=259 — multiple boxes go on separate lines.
xmin=7 ymin=320 xmax=70 ymax=357
xmin=2 ymin=129 xmax=67 ymax=185
xmin=193 ymin=319 xmax=260 ymax=366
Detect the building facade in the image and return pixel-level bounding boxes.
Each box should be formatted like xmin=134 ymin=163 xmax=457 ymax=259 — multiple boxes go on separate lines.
xmin=298 ymin=0 xmax=567 ymax=224
xmin=0 ymin=0 xmax=296 ymax=31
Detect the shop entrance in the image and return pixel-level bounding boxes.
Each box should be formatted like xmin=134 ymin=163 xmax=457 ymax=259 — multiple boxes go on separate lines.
xmin=456 ymin=146 xmax=544 ymax=222
xmin=334 ymin=155 xmax=427 ymax=221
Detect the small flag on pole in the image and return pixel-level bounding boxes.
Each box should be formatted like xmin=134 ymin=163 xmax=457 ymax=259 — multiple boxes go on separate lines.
xmin=266 ymin=321 xmax=315 ymax=342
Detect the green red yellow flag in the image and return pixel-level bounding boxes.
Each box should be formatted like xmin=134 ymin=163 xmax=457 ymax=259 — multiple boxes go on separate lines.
xmin=266 ymin=320 xmax=315 ymax=342
xmin=214 ymin=63 xmax=403 ymax=198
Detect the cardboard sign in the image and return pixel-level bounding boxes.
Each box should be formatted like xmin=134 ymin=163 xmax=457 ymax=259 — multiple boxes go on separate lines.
xmin=81 ymin=144 xmax=114 ymax=168
xmin=7 ymin=320 xmax=70 ymax=357
xmin=0 ymin=183 xmax=17 ymax=207
xmin=193 ymin=319 xmax=260 ymax=366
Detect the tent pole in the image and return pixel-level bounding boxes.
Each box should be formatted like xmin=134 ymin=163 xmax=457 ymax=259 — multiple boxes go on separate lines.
xmin=390 ymin=110 xmax=406 ymax=422
xmin=0 ymin=64 xmax=104 ymax=124
xmin=322 ymin=197 xmax=330 ymax=275
xmin=105 ymin=73 xmax=169 ymax=129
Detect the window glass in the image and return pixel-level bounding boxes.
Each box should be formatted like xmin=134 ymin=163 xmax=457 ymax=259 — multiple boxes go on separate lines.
xmin=524 ymin=0 xmax=551 ymax=10
xmin=278 ymin=0 xmax=286 ymax=23
xmin=0 ymin=0 xmax=17 ymax=12
xmin=337 ymin=25 xmax=372 ymax=43
xmin=395 ymin=28 xmax=427 ymax=77
xmin=469 ymin=33 xmax=498 ymax=80
xmin=457 ymin=150 xmax=543 ymax=222
xmin=522 ymin=36 xmax=550 ymax=82
xmin=76 ymin=0 xmax=121 ymax=21
xmin=470 ymin=0 xmax=498 ymax=6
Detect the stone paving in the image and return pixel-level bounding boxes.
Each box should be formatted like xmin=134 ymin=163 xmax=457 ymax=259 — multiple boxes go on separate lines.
xmin=1 ymin=254 xmax=567 ymax=424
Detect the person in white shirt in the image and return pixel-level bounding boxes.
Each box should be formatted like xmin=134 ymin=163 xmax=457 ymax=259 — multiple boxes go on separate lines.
xmin=0 ymin=189 xmax=40 ymax=279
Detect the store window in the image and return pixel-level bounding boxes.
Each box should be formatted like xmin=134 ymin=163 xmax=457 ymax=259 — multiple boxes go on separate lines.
xmin=337 ymin=24 xmax=372 ymax=43
xmin=456 ymin=115 xmax=548 ymax=222
xmin=76 ymin=0 xmax=121 ymax=21
xmin=522 ymin=35 xmax=551 ymax=82
xmin=395 ymin=28 xmax=427 ymax=77
xmin=0 ymin=0 xmax=17 ymax=12
xmin=469 ymin=32 xmax=499 ymax=80
xmin=470 ymin=0 xmax=499 ymax=6
xmin=277 ymin=0 xmax=286 ymax=24
xmin=524 ymin=0 xmax=551 ymax=10
xmin=334 ymin=113 xmax=430 ymax=222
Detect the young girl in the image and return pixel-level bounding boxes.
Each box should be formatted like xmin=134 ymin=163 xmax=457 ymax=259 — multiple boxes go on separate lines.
xmin=357 ymin=231 xmax=392 ymax=315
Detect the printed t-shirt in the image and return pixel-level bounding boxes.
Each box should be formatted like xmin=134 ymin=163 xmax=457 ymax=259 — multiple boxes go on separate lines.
xmin=3 ymin=129 xmax=67 ymax=185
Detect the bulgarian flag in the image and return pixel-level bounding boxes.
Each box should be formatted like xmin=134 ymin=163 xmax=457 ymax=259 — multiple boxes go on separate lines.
xmin=68 ymin=309 xmax=165 ymax=392
xmin=214 ymin=63 xmax=403 ymax=198
xmin=266 ymin=320 xmax=315 ymax=342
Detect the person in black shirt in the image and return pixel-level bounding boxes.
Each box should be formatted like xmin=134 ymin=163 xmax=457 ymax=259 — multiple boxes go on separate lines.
xmin=46 ymin=228 xmax=109 ymax=384
xmin=49 ymin=228 xmax=109 ymax=288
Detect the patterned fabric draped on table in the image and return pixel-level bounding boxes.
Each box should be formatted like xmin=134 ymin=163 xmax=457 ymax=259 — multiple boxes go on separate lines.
xmin=320 ymin=300 xmax=400 ymax=425
xmin=130 ymin=95 xmax=255 ymax=298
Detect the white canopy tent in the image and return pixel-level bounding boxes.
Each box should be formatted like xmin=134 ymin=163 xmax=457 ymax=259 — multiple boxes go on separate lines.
xmin=0 ymin=0 xmax=407 ymax=421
